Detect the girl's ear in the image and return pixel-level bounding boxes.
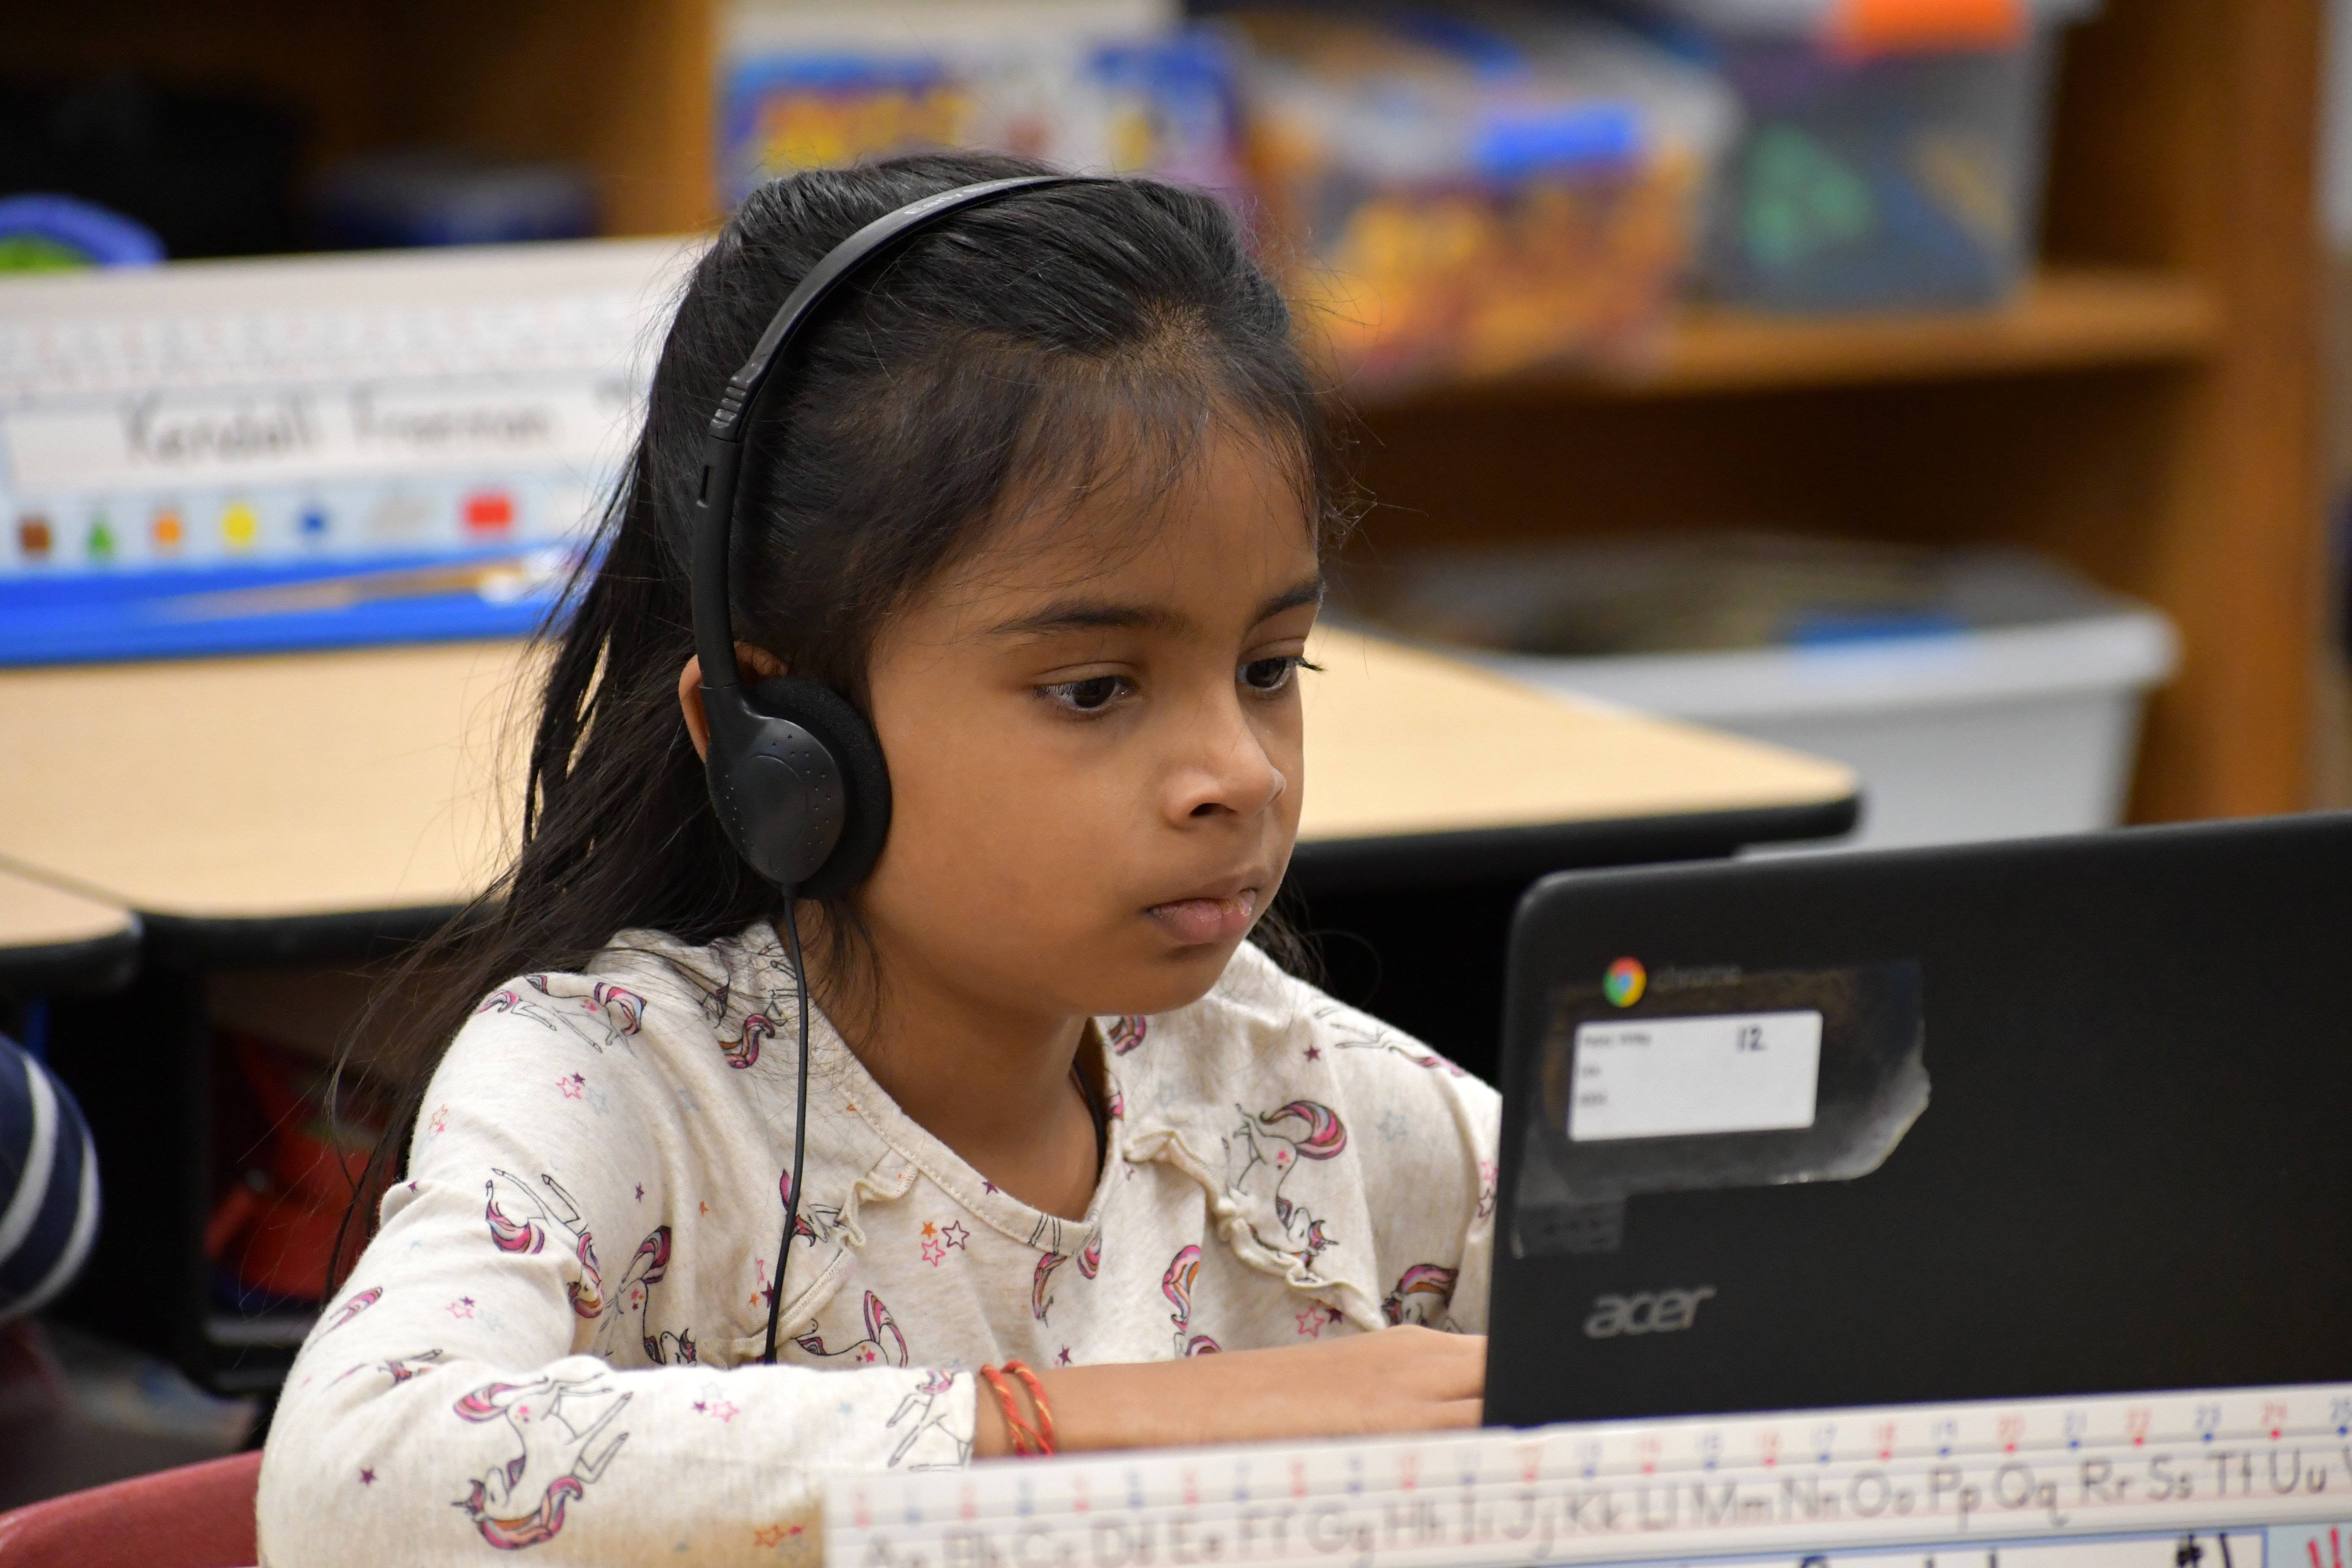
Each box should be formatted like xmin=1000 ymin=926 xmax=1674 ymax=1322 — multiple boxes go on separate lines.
xmin=677 ymin=643 xmax=792 ymax=761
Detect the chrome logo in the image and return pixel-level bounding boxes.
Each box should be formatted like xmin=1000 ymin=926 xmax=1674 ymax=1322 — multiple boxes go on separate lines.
xmin=1603 ymin=958 xmax=1647 ymax=1007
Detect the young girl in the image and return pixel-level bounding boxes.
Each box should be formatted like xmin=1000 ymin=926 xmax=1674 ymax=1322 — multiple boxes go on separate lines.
xmin=259 ymin=153 xmax=1498 ymax=1567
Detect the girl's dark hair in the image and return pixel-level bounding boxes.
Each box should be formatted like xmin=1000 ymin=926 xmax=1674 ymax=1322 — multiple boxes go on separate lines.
xmin=335 ymin=152 xmax=1353 ymax=1267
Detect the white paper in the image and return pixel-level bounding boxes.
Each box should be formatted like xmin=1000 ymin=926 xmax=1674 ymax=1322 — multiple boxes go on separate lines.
xmin=1 ymin=374 xmax=636 ymax=494
xmin=1569 ymin=1009 xmax=1822 ymax=1141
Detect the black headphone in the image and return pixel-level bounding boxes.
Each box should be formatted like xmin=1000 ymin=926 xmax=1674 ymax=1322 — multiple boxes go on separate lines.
xmin=689 ymin=174 xmax=1099 ymax=896
xmin=689 ymin=174 xmax=1102 ymax=1362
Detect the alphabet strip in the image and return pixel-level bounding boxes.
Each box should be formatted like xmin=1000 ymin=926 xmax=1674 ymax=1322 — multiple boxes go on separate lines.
xmin=829 ymin=1383 xmax=2352 ymax=1568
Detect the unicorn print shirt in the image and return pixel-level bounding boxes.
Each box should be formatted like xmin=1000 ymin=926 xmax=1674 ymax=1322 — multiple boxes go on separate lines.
xmin=257 ymin=922 xmax=1499 ymax=1567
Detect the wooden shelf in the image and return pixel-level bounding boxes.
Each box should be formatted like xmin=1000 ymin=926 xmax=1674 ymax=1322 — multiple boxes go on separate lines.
xmin=1372 ymin=268 xmax=2222 ymax=410
xmin=1624 ymin=267 xmax=2223 ymax=395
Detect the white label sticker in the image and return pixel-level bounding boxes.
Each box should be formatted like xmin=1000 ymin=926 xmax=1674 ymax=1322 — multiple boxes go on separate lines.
xmin=0 ymin=374 xmax=637 ymax=495
xmin=1569 ymin=1010 xmax=1823 ymax=1142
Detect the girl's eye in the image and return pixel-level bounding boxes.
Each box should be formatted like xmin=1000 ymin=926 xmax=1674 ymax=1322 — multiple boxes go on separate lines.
xmin=1039 ymin=675 xmax=1129 ymax=713
xmin=1241 ymin=655 xmax=1315 ymax=693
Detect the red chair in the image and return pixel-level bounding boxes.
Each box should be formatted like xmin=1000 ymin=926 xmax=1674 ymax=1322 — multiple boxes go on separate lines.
xmin=0 ymin=1450 xmax=260 ymax=1568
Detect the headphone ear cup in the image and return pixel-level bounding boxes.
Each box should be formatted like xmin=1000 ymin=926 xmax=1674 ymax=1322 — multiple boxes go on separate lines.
xmin=743 ymin=676 xmax=893 ymax=897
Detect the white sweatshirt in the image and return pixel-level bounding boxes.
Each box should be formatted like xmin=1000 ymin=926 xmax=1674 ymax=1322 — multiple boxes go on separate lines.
xmin=258 ymin=923 xmax=1500 ymax=1566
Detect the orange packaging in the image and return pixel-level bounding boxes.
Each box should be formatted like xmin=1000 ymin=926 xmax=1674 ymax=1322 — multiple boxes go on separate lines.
xmin=1827 ymin=0 xmax=2027 ymax=57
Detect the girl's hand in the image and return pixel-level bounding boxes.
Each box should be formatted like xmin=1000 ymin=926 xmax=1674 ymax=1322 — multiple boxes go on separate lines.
xmin=973 ymin=1327 xmax=1484 ymax=1457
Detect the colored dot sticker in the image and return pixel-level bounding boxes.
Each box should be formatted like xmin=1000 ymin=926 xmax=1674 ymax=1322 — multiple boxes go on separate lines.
xmin=1603 ymin=957 xmax=1647 ymax=1008
xmin=152 ymin=509 xmax=184 ymax=550
xmin=16 ymin=514 xmax=52 ymax=561
xmin=221 ymin=501 xmax=259 ymax=548
xmin=463 ymin=490 xmax=515 ymax=533
xmin=299 ymin=503 xmax=329 ymax=538
xmin=86 ymin=517 xmax=115 ymax=561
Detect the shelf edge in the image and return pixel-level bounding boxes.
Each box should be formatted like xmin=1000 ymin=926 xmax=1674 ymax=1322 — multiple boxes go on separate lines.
xmin=1359 ymin=269 xmax=2223 ymax=409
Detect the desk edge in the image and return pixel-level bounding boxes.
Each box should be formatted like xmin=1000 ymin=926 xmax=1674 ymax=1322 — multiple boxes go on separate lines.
xmin=143 ymin=904 xmax=465 ymax=967
xmin=1287 ymin=794 xmax=1861 ymax=894
xmin=0 ymin=915 xmax=145 ymax=994
xmin=114 ymin=795 xmax=1863 ymax=961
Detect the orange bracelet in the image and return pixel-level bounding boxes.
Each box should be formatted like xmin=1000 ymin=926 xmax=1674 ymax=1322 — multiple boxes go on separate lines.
xmin=978 ymin=1364 xmax=1050 ymax=1456
xmin=1002 ymin=1359 xmax=1056 ymax=1453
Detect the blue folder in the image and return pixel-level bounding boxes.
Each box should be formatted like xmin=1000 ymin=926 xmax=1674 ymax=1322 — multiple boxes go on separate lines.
xmin=0 ymin=549 xmax=574 ymax=667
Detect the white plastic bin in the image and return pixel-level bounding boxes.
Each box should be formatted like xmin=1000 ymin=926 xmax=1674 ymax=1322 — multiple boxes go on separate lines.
xmin=1348 ymin=539 xmax=2179 ymax=851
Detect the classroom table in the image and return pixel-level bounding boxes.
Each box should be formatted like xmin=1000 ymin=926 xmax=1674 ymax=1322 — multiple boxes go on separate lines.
xmin=0 ymin=629 xmax=1854 ymax=1394
xmin=0 ymin=863 xmax=139 ymax=996
xmin=0 ymin=626 xmax=1856 ymax=958
xmin=1292 ymin=626 xmax=1857 ymax=888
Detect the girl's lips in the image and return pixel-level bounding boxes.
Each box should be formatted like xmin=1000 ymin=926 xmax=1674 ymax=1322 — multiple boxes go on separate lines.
xmin=1146 ymin=888 xmax=1259 ymax=945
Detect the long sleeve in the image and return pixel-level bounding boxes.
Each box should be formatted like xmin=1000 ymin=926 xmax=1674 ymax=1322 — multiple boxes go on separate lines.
xmin=258 ymin=983 xmax=976 ymax=1568
xmin=255 ymin=923 xmax=1505 ymax=1566
xmin=1283 ymin=964 xmax=1500 ymax=1335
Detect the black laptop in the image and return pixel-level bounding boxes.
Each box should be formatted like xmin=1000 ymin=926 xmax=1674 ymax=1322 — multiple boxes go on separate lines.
xmin=1484 ymin=811 xmax=2352 ymax=1427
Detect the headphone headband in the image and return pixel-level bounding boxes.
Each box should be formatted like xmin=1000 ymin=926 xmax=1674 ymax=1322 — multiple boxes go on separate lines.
xmin=689 ymin=173 xmax=1104 ymax=892
xmin=704 ymin=176 xmax=1085 ymax=449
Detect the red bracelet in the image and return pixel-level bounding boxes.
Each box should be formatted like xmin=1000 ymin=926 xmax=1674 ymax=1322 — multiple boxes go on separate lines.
xmin=1002 ymin=1359 xmax=1056 ymax=1453
xmin=978 ymin=1364 xmax=1049 ymax=1456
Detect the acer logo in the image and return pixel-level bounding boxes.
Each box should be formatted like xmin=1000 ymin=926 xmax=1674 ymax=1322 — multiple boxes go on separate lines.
xmin=1583 ymin=1286 xmax=1715 ymax=1339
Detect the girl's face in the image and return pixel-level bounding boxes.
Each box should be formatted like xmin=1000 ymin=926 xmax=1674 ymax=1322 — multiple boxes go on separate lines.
xmin=857 ymin=429 xmax=1320 ymax=1027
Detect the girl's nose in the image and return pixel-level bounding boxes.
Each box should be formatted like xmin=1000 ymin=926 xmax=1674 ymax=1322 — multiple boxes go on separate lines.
xmin=1166 ymin=693 xmax=1287 ymax=823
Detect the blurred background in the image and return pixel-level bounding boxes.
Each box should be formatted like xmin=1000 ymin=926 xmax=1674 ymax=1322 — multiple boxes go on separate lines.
xmin=0 ymin=0 xmax=2346 ymax=1510
xmin=11 ymin=0 xmax=2329 ymax=833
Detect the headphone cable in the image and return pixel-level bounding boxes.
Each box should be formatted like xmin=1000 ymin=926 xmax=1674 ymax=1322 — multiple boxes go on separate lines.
xmin=761 ymin=896 xmax=812 ymax=1364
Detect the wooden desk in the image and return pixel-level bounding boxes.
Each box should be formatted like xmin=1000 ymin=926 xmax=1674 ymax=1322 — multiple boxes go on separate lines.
xmin=0 ymin=863 xmax=139 ymax=994
xmin=0 ymin=629 xmax=1856 ymax=956
xmin=1296 ymin=627 xmax=1856 ymax=892
xmin=6 ymin=632 xmax=1851 ymax=1394
xmin=0 ymin=640 xmax=526 ymax=957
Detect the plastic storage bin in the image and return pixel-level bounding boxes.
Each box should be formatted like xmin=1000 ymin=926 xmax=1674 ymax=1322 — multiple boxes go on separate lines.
xmin=720 ymin=0 xmax=1241 ymax=205
xmin=1234 ymin=5 xmax=1735 ymax=389
xmin=1346 ymin=536 xmax=2178 ymax=850
xmin=1632 ymin=0 xmax=2098 ymax=312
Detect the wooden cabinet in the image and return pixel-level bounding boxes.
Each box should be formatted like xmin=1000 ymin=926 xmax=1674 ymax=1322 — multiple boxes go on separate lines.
xmin=1350 ymin=2 xmax=2324 ymax=823
xmin=21 ymin=0 xmax=2324 ymax=817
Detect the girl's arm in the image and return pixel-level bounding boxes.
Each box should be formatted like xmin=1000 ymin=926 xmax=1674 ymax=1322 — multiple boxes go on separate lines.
xmin=971 ymin=1328 xmax=1486 ymax=1457
xmin=258 ymin=1015 xmax=983 ymax=1568
xmin=263 ymin=1190 xmax=977 ymax=1567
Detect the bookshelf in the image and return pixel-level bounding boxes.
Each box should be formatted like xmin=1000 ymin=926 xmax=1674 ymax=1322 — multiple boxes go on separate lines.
xmin=18 ymin=0 xmax=2325 ymax=819
xmin=1585 ymin=267 xmax=2220 ymax=397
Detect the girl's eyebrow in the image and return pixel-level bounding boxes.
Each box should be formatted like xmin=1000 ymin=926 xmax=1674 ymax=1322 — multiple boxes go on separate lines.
xmin=1256 ymin=574 xmax=1328 ymax=622
xmin=988 ymin=574 xmax=1325 ymax=640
